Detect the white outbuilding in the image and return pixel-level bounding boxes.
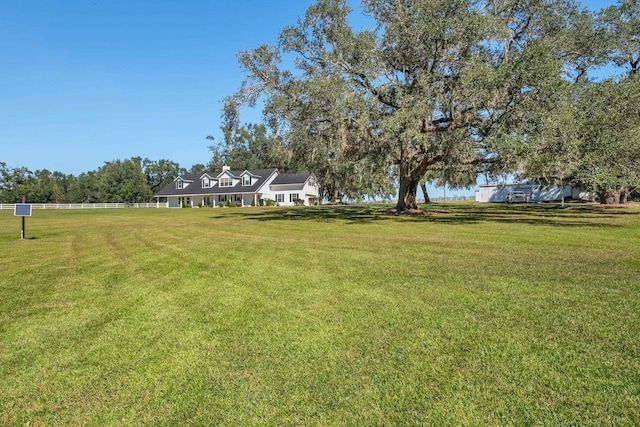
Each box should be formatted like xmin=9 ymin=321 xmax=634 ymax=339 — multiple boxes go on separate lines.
xmin=475 ymin=183 xmax=593 ymax=203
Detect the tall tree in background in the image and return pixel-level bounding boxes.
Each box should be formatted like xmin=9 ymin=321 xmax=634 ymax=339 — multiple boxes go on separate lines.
xmin=516 ymin=0 xmax=640 ymax=204
xmin=521 ymin=78 xmax=639 ymax=204
xmin=97 ymin=157 xmax=152 ymax=203
xmin=0 ymin=162 xmax=34 ymax=203
xmin=188 ymin=163 xmax=207 ymax=175
xmin=600 ymin=0 xmax=639 ymax=76
xmin=67 ymin=171 xmax=100 ymax=203
xmin=142 ymin=158 xmax=185 ymax=193
xmin=28 ymin=169 xmax=73 ymax=203
xmin=573 ymin=78 xmax=640 ymax=203
xmin=1 ymin=157 xmax=192 ymax=204
xmin=208 ymin=123 xmax=291 ymax=171
xmin=589 ymin=0 xmax=640 ymax=201
xmin=225 ymin=0 xmax=574 ymax=211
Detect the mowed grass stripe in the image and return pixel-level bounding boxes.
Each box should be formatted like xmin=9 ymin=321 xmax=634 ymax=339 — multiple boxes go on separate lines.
xmin=0 ymin=204 xmax=639 ymax=425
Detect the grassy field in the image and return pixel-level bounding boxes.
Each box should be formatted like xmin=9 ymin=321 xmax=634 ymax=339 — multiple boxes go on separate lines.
xmin=1 ymin=203 xmax=639 ymax=426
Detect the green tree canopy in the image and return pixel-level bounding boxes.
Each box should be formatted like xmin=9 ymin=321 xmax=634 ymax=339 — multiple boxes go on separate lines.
xmin=0 ymin=162 xmax=34 ymax=203
xmin=519 ymin=76 xmax=640 ymax=204
xmin=600 ymin=0 xmax=640 ymax=76
xmin=514 ymin=0 xmax=640 ymax=204
xmin=142 ymin=158 xmax=185 ymax=193
xmin=97 ymin=157 xmax=152 ymax=203
xmin=225 ymin=0 xmax=581 ymax=210
xmin=572 ymin=78 xmax=639 ymax=203
xmin=208 ymin=123 xmax=291 ymax=172
xmin=1 ymin=157 xmax=190 ymax=204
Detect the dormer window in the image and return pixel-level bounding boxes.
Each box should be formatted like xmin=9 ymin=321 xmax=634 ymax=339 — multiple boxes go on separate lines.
xmin=243 ymin=175 xmax=251 ymax=186
xmin=220 ymin=177 xmax=232 ymax=187
xmin=202 ymin=178 xmax=210 ymax=188
xmin=176 ymin=180 xmax=183 ymax=189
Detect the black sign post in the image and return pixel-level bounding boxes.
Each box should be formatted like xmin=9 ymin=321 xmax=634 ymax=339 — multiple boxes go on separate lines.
xmin=14 ymin=203 xmax=32 ymax=239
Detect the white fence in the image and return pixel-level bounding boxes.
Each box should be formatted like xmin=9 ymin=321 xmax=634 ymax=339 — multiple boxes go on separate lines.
xmin=425 ymin=196 xmax=475 ymax=202
xmin=0 ymin=202 xmax=164 ymax=210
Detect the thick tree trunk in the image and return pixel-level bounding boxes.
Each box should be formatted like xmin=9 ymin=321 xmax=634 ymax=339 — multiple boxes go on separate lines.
xmin=598 ymin=188 xmax=629 ymax=204
xmin=395 ymin=143 xmax=437 ymax=212
xmin=597 ymin=191 xmax=609 ymax=204
xmin=328 ymin=189 xmax=343 ymax=204
xmin=395 ymin=176 xmax=420 ymax=211
xmin=617 ymin=187 xmax=628 ymax=204
xmin=597 ymin=190 xmax=619 ymax=204
xmin=420 ymin=181 xmax=431 ymax=203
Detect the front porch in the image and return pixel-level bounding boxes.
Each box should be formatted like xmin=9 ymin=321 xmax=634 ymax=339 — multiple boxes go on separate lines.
xmin=166 ymin=193 xmax=261 ymax=208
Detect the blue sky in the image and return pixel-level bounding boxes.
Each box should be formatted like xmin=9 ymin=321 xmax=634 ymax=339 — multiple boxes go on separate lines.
xmin=1 ymin=0 xmax=616 ymax=181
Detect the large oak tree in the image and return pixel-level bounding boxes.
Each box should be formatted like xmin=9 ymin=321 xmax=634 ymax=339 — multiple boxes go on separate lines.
xmin=225 ymin=0 xmax=573 ymax=210
xmin=516 ymin=0 xmax=640 ymax=204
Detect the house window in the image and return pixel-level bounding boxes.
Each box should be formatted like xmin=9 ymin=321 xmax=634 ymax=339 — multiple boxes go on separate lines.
xmin=290 ymin=193 xmax=299 ymax=202
xmin=243 ymin=175 xmax=251 ymax=186
xmin=176 ymin=180 xmax=183 ymax=189
xmin=276 ymin=194 xmax=284 ymax=203
xmin=202 ymin=178 xmax=210 ymax=188
xmin=220 ymin=177 xmax=232 ymax=187
xmin=235 ymin=195 xmax=242 ymax=202
xmin=218 ymin=195 xmax=227 ymax=202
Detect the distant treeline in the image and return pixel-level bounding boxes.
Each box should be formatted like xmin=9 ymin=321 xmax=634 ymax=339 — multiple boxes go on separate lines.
xmin=0 ymin=158 xmax=205 ymax=204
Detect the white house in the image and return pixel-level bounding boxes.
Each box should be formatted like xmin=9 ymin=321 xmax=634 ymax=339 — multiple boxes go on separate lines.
xmin=475 ymin=183 xmax=593 ymax=203
xmin=154 ymin=166 xmax=320 ymax=208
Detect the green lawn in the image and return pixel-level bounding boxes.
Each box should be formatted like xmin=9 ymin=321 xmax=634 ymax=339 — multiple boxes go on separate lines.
xmin=1 ymin=203 xmax=639 ymax=426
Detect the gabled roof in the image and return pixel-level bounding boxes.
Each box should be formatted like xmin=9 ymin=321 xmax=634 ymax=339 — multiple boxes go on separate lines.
xmin=199 ymin=172 xmax=217 ymax=180
xmin=216 ymin=169 xmax=237 ymax=179
xmin=271 ymin=172 xmax=312 ymax=186
xmin=155 ymin=168 xmax=278 ymax=197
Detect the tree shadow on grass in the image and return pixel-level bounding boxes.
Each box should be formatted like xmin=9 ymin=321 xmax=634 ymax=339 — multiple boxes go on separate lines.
xmin=221 ymin=203 xmax=637 ymax=228
xmin=221 ymin=205 xmax=381 ymax=224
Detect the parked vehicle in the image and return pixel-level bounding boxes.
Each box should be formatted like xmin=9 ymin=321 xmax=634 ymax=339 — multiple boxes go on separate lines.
xmin=506 ymin=191 xmax=528 ymax=203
